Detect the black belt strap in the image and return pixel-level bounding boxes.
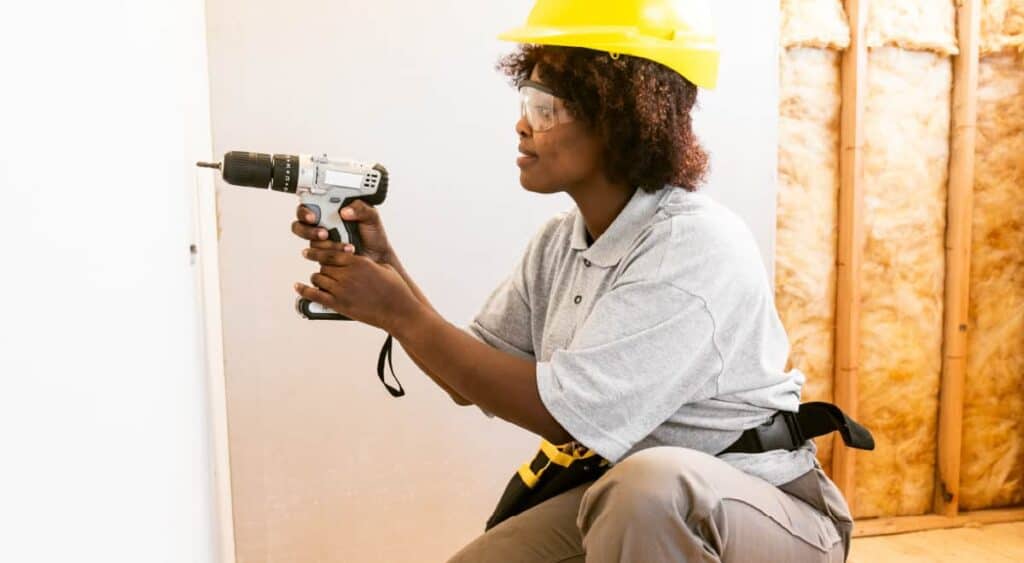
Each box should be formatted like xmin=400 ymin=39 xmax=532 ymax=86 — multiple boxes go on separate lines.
xmin=719 ymin=401 xmax=875 ymax=455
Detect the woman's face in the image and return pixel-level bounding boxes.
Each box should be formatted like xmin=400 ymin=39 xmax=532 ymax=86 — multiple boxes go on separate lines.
xmin=516 ymin=65 xmax=605 ymax=194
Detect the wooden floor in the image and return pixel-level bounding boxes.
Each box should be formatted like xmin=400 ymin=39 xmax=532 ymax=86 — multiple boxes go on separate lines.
xmin=849 ymin=522 xmax=1024 ymax=562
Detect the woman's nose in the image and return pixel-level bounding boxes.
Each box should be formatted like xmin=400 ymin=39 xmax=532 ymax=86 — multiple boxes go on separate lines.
xmin=516 ymin=114 xmax=532 ymax=138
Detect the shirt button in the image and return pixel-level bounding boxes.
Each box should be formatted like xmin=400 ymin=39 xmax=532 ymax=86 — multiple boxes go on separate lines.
xmin=583 ymin=258 xmax=591 ymax=267
xmin=574 ymin=295 xmax=582 ymax=304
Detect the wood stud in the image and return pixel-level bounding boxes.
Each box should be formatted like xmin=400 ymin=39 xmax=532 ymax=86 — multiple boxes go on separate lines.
xmin=832 ymin=0 xmax=868 ymax=512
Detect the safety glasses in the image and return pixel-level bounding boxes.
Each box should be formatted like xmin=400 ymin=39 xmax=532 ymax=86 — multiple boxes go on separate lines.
xmin=518 ymin=79 xmax=575 ymax=132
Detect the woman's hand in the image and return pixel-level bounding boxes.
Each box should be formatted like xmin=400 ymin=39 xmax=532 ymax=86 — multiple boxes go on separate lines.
xmin=295 ymin=245 xmax=422 ymax=334
xmin=290 ymin=200 xmax=393 ymax=265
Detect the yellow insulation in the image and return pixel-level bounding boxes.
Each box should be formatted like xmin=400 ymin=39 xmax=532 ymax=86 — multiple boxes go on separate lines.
xmin=959 ymin=54 xmax=1024 ymax=511
xmin=855 ymin=47 xmax=952 ymax=518
xmin=781 ymin=0 xmax=851 ymax=49
xmin=981 ymin=0 xmax=1024 ymax=55
xmin=776 ymin=47 xmax=843 ymax=473
xmin=867 ymin=0 xmax=959 ymax=55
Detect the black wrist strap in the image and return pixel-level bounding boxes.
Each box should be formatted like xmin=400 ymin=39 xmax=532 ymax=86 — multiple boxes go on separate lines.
xmin=377 ymin=334 xmax=405 ymax=397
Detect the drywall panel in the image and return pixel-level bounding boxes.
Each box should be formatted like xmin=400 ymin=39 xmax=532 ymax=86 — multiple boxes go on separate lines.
xmin=0 ymin=1 xmax=228 ymax=561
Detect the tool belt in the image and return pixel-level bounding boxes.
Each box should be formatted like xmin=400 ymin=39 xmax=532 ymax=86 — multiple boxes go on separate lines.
xmin=485 ymin=401 xmax=875 ymax=530
xmin=487 ymin=440 xmax=612 ymax=530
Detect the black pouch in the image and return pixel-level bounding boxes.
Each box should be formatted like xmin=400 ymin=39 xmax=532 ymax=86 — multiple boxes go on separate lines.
xmin=486 ymin=440 xmax=611 ymax=530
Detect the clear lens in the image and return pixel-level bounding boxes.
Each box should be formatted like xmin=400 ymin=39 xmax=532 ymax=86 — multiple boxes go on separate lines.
xmin=519 ymin=85 xmax=572 ymax=132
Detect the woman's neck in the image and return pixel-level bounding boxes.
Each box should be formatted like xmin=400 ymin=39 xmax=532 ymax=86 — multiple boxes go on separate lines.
xmin=566 ymin=175 xmax=634 ymax=244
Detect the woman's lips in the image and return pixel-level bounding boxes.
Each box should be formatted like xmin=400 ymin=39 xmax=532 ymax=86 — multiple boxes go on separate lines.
xmin=517 ymin=150 xmax=538 ymax=168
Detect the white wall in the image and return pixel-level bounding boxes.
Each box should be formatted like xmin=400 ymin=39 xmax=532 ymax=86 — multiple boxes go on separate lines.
xmin=205 ymin=1 xmax=778 ymax=561
xmin=0 ymin=2 xmax=227 ymax=562
xmin=697 ymin=2 xmax=781 ymax=275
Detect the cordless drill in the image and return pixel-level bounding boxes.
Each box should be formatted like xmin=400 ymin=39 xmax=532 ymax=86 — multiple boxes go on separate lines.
xmin=197 ymin=151 xmax=388 ymax=321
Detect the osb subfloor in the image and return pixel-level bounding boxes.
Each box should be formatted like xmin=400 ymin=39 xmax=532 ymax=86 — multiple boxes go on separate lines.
xmin=849 ymin=521 xmax=1024 ymax=562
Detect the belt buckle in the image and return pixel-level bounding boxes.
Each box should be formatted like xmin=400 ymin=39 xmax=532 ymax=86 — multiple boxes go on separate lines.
xmin=756 ymin=411 xmax=804 ymax=452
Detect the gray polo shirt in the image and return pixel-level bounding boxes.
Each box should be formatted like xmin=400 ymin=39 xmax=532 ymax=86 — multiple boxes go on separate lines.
xmin=466 ymin=186 xmax=817 ymax=486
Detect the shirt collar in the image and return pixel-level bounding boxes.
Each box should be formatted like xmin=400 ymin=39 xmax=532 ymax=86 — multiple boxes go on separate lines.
xmin=570 ymin=187 xmax=671 ymax=267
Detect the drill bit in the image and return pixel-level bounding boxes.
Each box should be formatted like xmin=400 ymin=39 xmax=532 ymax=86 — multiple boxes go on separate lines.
xmin=196 ymin=161 xmax=222 ymax=170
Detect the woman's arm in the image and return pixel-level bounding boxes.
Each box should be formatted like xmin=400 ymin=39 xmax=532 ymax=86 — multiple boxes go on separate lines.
xmin=393 ymin=299 xmax=573 ymax=445
xmin=386 ymin=252 xmax=473 ymax=406
xmin=407 ymin=347 xmax=473 ymax=406
xmin=294 ymin=200 xmax=478 ymax=407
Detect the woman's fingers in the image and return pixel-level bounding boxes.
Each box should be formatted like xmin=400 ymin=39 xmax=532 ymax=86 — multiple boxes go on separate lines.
xmin=294 ymin=282 xmax=333 ymax=306
xmin=308 ymin=240 xmax=353 ymax=251
xmin=310 ymin=272 xmax=340 ymax=294
xmin=292 ymin=207 xmax=327 ymax=242
xmin=292 ymin=205 xmax=330 ymax=240
xmin=303 ymin=246 xmax=356 ymax=265
xmin=296 ymin=205 xmax=318 ymax=224
xmin=296 ymin=265 xmax=359 ymax=307
xmin=291 ymin=220 xmax=329 ymax=241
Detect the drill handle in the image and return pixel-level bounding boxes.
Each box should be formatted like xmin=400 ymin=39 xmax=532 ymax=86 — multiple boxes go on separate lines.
xmin=298 ymin=193 xmax=371 ymax=321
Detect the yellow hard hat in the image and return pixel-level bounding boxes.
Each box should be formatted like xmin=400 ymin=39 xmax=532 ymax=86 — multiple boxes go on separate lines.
xmin=498 ymin=0 xmax=719 ymax=89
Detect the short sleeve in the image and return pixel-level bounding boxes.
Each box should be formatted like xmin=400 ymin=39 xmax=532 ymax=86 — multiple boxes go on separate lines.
xmin=536 ymin=281 xmax=724 ymax=462
xmin=465 ymin=239 xmax=540 ymax=362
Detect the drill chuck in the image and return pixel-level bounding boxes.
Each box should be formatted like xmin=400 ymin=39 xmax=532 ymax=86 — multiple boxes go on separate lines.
xmin=203 ymin=151 xmax=303 ymax=193
xmin=222 ymin=151 xmax=275 ymax=188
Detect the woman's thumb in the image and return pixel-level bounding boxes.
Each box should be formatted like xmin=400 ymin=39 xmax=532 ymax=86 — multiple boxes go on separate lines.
xmin=342 ymin=200 xmax=380 ymax=225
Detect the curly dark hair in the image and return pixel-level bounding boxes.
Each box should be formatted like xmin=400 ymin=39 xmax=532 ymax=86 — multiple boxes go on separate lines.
xmin=497 ymin=44 xmax=709 ymax=192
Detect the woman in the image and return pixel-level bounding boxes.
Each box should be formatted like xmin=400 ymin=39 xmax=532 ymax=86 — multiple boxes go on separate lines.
xmin=291 ymin=22 xmax=853 ymax=563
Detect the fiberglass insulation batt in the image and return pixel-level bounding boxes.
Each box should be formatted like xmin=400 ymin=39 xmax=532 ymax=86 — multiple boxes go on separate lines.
xmin=866 ymin=0 xmax=957 ymax=52
xmin=854 ymin=0 xmax=957 ymax=519
xmin=777 ymin=0 xmax=849 ymax=475
xmin=781 ymin=0 xmax=852 ymax=48
xmin=980 ymin=0 xmax=1024 ymax=53
xmin=958 ymin=12 xmax=1024 ymax=510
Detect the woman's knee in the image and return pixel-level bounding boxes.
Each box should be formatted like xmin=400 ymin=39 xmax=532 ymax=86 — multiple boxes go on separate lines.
xmin=577 ymin=447 xmax=720 ymax=531
xmin=595 ymin=446 xmax=720 ymax=498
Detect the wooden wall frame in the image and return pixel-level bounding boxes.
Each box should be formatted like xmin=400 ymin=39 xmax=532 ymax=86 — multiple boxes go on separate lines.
xmin=833 ymin=0 xmax=1024 ymax=537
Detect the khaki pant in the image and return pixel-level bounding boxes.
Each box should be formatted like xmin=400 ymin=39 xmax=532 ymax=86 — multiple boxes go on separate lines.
xmin=449 ymin=447 xmax=853 ymax=562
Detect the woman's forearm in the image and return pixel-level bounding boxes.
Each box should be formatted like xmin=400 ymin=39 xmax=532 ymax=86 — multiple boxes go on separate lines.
xmin=393 ymin=303 xmax=572 ymax=444
xmin=386 ymin=250 xmax=437 ymax=314
xmin=407 ymin=345 xmax=472 ymax=405
xmin=385 ymin=250 xmax=471 ymax=405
